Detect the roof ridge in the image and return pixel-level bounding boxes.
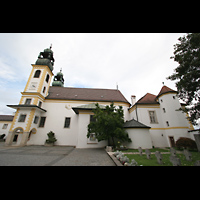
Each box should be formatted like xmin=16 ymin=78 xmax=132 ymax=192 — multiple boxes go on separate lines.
xmin=49 ymin=86 xmax=119 ymax=91
xmin=146 ymin=92 xmax=156 ymax=96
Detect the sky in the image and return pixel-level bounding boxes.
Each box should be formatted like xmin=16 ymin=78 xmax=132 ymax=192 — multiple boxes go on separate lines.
xmin=0 ymin=33 xmax=184 ymax=116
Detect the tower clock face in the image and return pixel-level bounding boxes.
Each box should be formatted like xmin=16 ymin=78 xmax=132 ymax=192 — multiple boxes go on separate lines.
xmin=29 ymin=82 xmax=38 ymax=90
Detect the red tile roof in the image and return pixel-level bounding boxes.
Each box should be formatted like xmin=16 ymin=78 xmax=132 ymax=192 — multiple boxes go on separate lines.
xmin=135 ymin=86 xmax=177 ymax=105
xmin=136 ymin=93 xmax=158 ymax=104
xmin=0 ymin=115 xmax=14 ymax=121
xmin=157 ymin=86 xmax=177 ymax=98
xmin=46 ymin=86 xmax=130 ymax=104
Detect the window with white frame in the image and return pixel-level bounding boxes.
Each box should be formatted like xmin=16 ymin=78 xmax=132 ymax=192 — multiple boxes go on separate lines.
xmin=34 ymin=116 xmax=39 ymax=124
xmin=18 ymin=114 xmax=27 ymax=122
xmin=148 ymin=111 xmax=158 ymax=123
xmin=25 ymin=98 xmax=31 ymax=105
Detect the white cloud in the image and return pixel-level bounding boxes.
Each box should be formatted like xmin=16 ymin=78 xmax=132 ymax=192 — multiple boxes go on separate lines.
xmin=0 ymin=58 xmax=16 ymax=81
xmin=0 ymin=33 xmax=184 ymax=114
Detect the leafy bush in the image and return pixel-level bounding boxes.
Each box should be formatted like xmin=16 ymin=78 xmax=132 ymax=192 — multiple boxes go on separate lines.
xmin=46 ymin=131 xmax=57 ymax=144
xmin=176 ymin=137 xmax=197 ymax=150
xmin=0 ymin=134 xmax=5 ymax=139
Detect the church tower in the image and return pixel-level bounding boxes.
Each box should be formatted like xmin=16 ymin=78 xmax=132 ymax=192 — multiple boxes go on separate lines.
xmin=21 ymin=46 xmax=54 ymax=105
xmin=5 ymin=46 xmax=55 ymax=146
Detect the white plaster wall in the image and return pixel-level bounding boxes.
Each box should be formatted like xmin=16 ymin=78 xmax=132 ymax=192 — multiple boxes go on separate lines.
xmin=76 ymin=113 xmax=107 ymax=148
xmin=122 ymin=105 xmax=131 ymax=121
xmin=137 ymin=107 xmax=164 ymax=129
xmin=158 ymin=93 xmax=191 ymax=128
xmin=29 ymin=100 xmax=129 ymax=147
xmin=0 ymin=122 xmax=12 ymax=137
xmin=129 ymin=107 xmax=137 ymax=121
xmin=32 ymin=102 xmax=79 ymax=146
xmin=125 ymin=128 xmax=152 ymax=149
xmin=149 ymin=129 xmax=168 ymax=147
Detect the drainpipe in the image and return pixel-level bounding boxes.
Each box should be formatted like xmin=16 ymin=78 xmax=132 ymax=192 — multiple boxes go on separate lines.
xmin=136 ymin=104 xmax=138 ymax=121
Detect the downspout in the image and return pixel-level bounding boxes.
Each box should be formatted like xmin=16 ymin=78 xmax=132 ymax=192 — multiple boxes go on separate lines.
xmin=136 ymin=104 xmax=138 ymax=121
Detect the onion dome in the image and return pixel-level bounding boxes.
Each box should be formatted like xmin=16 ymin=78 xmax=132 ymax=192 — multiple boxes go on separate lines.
xmin=35 ymin=44 xmax=55 ymax=71
xmin=52 ymin=69 xmax=64 ymax=87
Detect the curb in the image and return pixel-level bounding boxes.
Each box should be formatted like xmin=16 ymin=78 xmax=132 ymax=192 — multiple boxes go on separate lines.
xmin=106 ymin=151 xmax=123 ymax=166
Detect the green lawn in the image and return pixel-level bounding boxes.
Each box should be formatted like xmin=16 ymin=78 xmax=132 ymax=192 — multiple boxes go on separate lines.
xmin=124 ymin=150 xmax=200 ymax=166
xmin=122 ymin=148 xmax=170 ymax=153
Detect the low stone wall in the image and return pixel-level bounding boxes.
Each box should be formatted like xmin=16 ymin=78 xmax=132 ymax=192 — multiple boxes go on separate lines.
xmin=106 ymin=151 xmax=123 ymax=166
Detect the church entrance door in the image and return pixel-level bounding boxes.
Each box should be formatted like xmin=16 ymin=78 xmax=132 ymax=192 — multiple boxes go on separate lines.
xmin=8 ymin=127 xmax=24 ymax=146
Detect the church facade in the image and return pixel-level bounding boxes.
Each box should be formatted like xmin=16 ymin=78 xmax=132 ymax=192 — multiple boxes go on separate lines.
xmin=1 ymin=46 xmax=195 ymax=148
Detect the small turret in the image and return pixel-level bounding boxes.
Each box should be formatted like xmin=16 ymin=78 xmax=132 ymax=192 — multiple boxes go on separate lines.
xmin=52 ymin=69 xmax=64 ymax=87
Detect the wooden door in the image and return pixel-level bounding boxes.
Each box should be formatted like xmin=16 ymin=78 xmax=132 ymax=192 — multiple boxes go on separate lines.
xmin=169 ymin=136 xmax=175 ymax=147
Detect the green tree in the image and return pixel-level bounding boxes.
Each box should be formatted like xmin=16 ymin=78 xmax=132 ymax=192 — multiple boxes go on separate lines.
xmin=167 ymin=33 xmax=200 ymax=125
xmin=87 ymin=103 xmax=131 ymax=147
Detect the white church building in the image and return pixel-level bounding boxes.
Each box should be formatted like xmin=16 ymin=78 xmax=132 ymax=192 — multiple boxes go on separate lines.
xmin=0 ymin=46 xmax=195 ymax=148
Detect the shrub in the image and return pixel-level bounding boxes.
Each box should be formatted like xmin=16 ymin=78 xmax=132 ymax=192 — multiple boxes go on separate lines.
xmin=46 ymin=131 xmax=57 ymax=144
xmin=0 ymin=134 xmax=5 ymax=139
xmin=176 ymin=137 xmax=197 ymax=150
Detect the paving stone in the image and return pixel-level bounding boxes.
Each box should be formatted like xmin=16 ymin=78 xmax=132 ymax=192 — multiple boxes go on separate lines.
xmin=0 ymin=143 xmax=115 ymax=166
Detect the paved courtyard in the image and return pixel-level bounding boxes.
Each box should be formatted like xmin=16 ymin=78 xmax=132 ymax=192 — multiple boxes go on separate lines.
xmin=0 ymin=143 xmax=115 ymax=166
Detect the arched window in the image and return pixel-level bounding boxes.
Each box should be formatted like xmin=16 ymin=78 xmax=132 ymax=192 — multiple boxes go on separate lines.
xmin=34 ymin=70 xmax=41 ymax=78
xmin=43 ymin=86 xmax=46 ymax=93
xmin=46 ymin=74 xmax=50 ymax=83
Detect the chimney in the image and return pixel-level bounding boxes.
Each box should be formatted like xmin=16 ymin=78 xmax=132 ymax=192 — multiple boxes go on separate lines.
xmin=131 ymin=95 xmax=136 ymax=105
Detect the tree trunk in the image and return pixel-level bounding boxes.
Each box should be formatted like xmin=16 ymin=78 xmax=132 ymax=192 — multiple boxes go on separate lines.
xmin=108 ymin=137 xmax=111 ymax=146
xmin=111 ymin=136 xmax=115 ymax=148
